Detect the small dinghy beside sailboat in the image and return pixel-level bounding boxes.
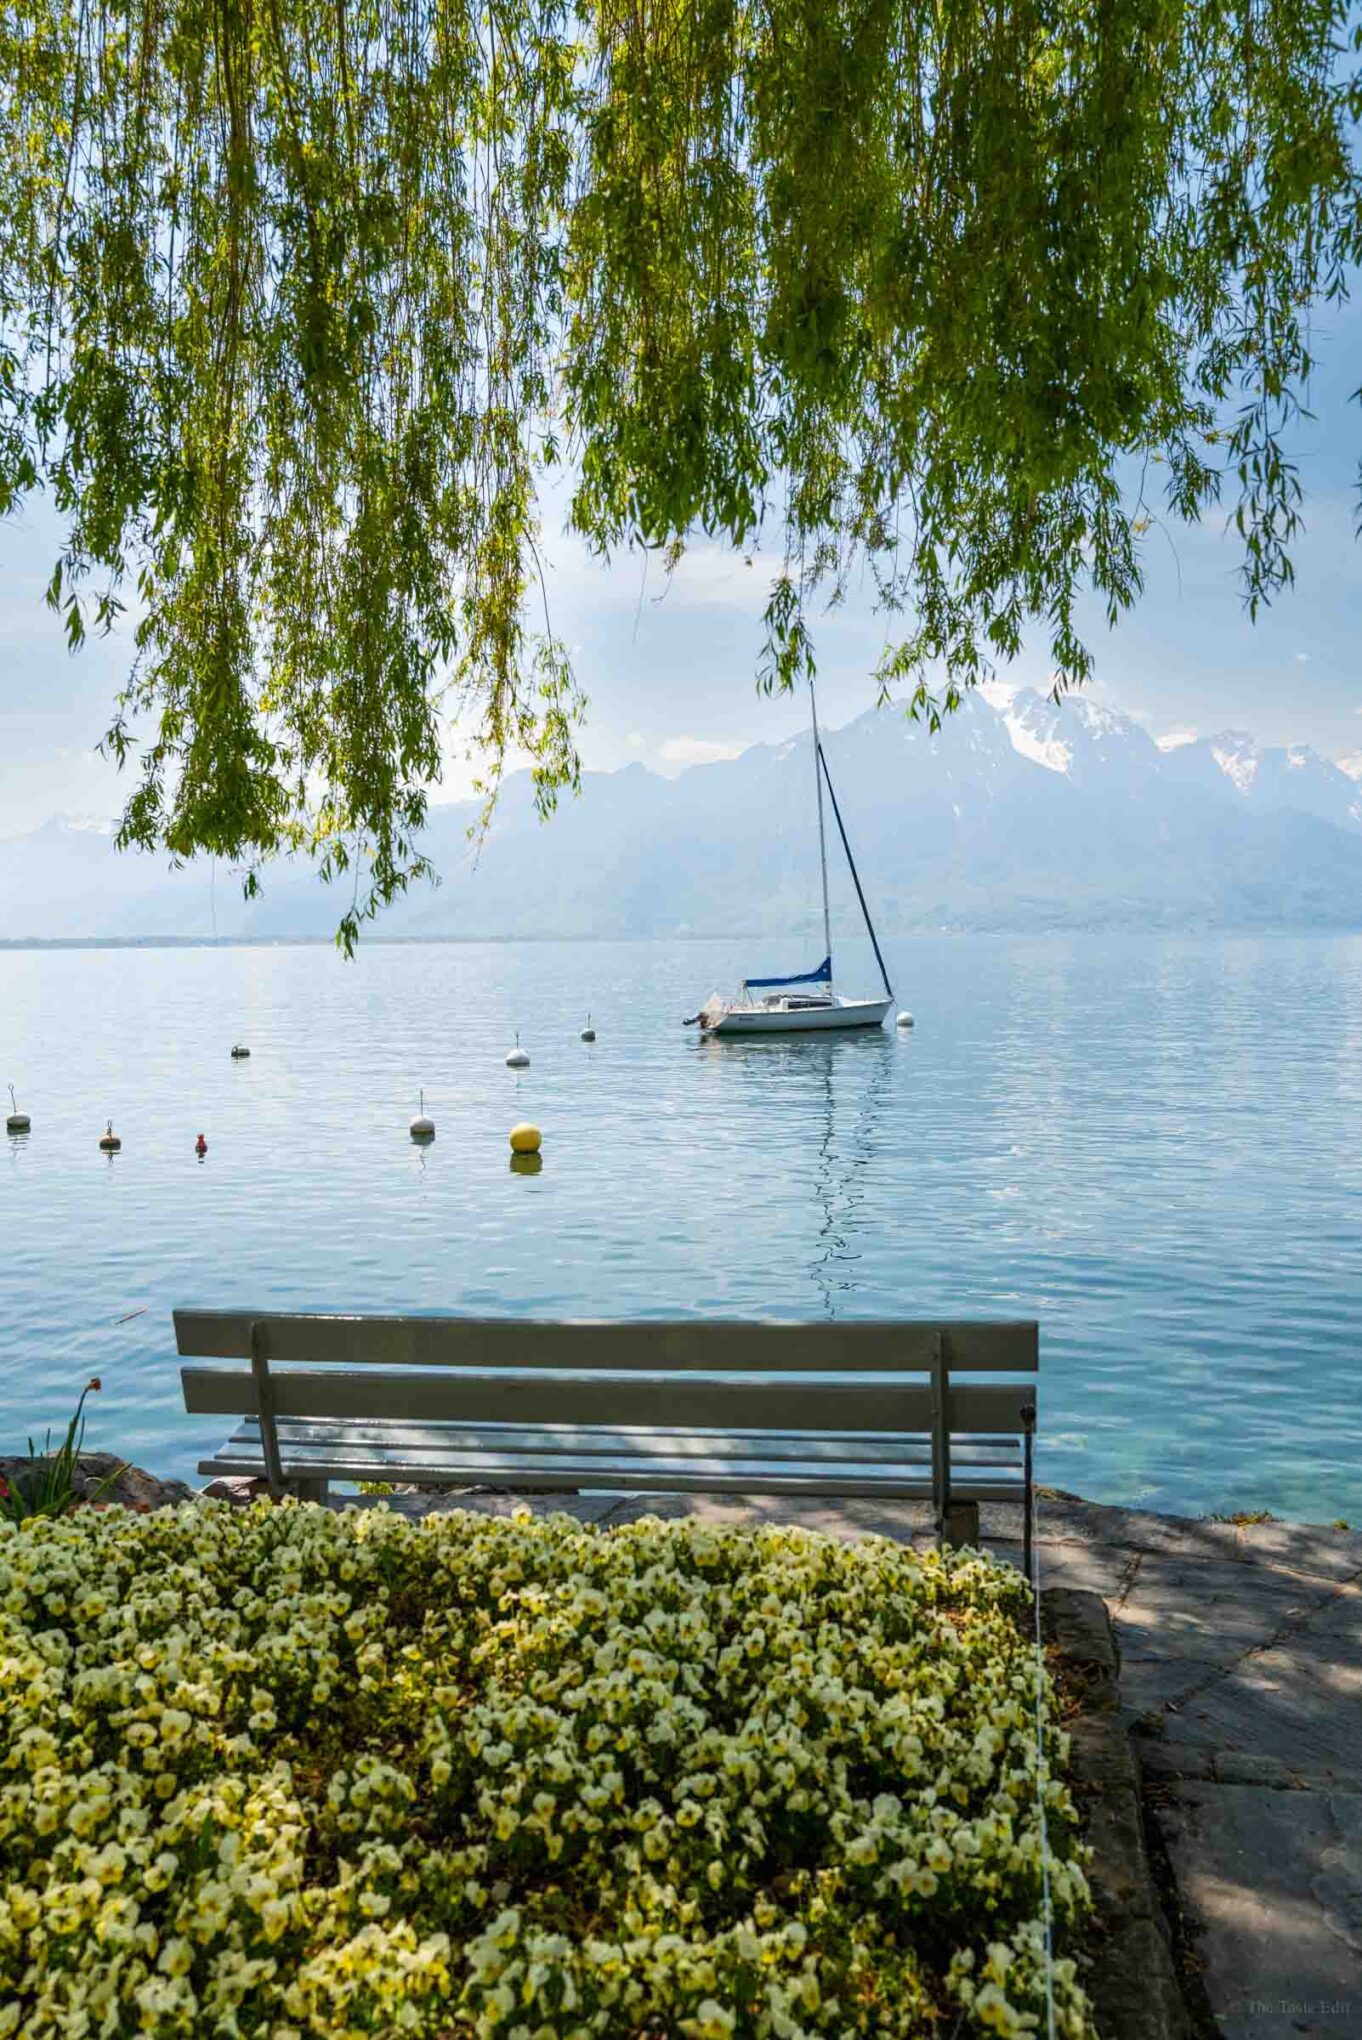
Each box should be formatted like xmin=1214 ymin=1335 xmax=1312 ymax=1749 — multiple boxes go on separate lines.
xmin=686 ymin=682 xmax=896 ymax=1037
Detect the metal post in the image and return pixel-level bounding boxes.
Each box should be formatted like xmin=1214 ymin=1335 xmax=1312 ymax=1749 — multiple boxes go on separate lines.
xmin=930 ymin=1330 xmax=949 ymax=1545
xmin=250 ymin=1319 xmax=285 ymax=1501
xmin=1021 ymin=1401 xmax=1036 ymax=1582
xmin=809 ymin=677 xmax=833 ymax=996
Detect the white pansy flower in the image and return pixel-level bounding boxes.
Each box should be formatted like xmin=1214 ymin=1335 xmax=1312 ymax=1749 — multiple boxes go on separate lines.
xmin=1 ymin=1503 xmax=1094 ymax=2036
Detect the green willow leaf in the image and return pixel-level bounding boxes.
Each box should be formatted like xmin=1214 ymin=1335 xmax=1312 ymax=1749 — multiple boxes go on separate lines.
xmin=0 ymin=0 xmax=1357 ymax=935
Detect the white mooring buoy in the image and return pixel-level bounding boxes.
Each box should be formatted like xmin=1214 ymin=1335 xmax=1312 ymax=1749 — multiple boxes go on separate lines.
xmin=505 ymin=1032 xmax=530 ymax=1069
xmin=580 ymin=1013 xmax=596 ymax=1043
xmin=409 ymin=1089 xmax=435 ymax=1143
xmin=6 ymin=1084 xmax=30 ymax=1134
xmin=896 ymin=1011 xmax=915 ymax=1029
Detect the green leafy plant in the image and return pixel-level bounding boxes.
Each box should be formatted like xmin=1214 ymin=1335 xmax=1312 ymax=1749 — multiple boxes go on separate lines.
xmin=1 ymin=3 xmax=1358 ymax=944
xmin=0 ymin=1506 xmax=1097 ymax=2035
xmin=0 ymin=1378 xmax=122 ymax=1522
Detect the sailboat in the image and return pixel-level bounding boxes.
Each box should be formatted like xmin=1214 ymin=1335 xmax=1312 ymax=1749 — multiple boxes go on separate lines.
xmin=687 ymin=683 xmax=895 ymax=1037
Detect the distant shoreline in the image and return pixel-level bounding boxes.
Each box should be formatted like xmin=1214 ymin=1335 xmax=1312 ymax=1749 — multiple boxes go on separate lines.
xmin=0 ymin=933 xmax=629 ymax=950
xmin=4 ymin=926 xmax=1362 ymax=952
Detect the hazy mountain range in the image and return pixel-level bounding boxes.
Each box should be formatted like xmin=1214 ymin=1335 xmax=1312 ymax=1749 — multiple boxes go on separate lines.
xmin=4 ymin=688 xmax=1362 ymax=941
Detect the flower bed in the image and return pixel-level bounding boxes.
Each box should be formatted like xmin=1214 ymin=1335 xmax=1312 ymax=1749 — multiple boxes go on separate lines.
xmin=0 ymin=1504 xmax=1094 ymax=2037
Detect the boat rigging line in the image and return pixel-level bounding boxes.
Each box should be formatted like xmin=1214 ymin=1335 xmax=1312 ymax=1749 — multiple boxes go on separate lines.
xmin=815 ymin=740 xmax=894 ymax=1002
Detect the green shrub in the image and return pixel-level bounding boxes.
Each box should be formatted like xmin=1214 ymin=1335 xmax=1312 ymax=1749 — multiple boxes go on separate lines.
xmin=0 ymin=1505 xmax=1093 ymax=2037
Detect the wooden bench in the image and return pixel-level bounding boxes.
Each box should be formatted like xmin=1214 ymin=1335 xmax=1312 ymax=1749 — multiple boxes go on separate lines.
xmin=178 ymin=1313 xmax=1040 ymax=1571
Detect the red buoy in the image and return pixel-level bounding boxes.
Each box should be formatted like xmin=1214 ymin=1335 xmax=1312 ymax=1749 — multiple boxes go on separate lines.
xmin=195 ymin=1133 xmax=207 ymax=1157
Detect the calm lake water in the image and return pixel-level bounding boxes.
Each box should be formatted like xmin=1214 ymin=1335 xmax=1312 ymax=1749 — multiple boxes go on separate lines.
xmin=3 ymin=933 xmax=1360 ymax=1519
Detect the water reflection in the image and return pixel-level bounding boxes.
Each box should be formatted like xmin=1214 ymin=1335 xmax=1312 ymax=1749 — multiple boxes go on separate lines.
xmin=695 ymin=1028 xmax=897 ymax=1316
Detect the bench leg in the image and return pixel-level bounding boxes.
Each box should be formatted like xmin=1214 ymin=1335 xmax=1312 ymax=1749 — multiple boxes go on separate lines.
xmin=941 ymin=1500 xmax=979 ymax=1550
xmin=286 ymin=1477 xmax=329 ymax=1503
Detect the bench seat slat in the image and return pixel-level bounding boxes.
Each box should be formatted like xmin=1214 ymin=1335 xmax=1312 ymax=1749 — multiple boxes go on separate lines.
xmin=200 ymin=1422 xmax=1025 ymax=1493
xmin=199 ymin=1445 xmax=1024 ymax=1502
xmin=209 ymin=1447 xmax=1007 ymax=1484
xmin=215 ymin=1436 xmax=1024 ymax=1484
xmin=183 ymin=1367 xmax=1033 ymax=1435
xmin=219 ymin=1418 xmax=1023 ymax=1468
xmin=176 ymin=1310 xmax=1037 ymax=1375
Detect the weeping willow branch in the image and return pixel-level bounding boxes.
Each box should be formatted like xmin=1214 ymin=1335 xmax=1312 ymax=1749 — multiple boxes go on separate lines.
xmin=1 ymin=0 xmax=1358 ymax=942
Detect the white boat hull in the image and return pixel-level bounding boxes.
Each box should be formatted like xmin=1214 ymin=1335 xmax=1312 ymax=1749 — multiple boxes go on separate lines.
xmin=706 ymin=996 xmax=893 ymax=1037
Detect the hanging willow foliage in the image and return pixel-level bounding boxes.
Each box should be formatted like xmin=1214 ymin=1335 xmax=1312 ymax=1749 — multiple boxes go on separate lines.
xmin=0 ymin=1 xmax=1358 ymax=939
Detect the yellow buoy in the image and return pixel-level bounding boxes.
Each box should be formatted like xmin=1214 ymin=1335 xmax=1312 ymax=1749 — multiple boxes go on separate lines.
xmin=509 ymin=1121 xmax=542 ymax=1154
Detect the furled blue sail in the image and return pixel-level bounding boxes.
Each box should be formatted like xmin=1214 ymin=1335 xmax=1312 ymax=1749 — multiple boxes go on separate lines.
xmin=743 ymin=957 xmax=832 ymax=990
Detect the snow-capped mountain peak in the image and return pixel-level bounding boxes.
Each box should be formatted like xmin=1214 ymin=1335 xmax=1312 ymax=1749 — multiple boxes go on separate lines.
xmin=1003 ymin=691 xmax=1072 ymax=775
xmin=5 ymin=685 xmax=1362 ymax=939
xmin=1209 ymin=733 xmax=1260 ymax=793
xmin=998 ymin=687 xmax=1163 ymax=789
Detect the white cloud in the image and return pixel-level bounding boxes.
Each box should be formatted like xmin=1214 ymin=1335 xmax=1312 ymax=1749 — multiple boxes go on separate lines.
xmin=656 ymin=736 xmax=747 ymax=773
xmin=0 ymin=743 xmax=124 ymax=840
xmin=1156 ymin=728 xmax=1198 ymax=752
xmin=1295 ymin=652 xmax=1309 ymax=664
xmin=1338 ymin=751 xmax=1362 ymax=783
xmin=537 ymin=530 xmax=771 ymax=614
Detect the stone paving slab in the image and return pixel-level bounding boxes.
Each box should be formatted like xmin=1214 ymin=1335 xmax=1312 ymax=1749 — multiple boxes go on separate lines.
xmin=1024 ymin=1497 xmax=1362 ymax=1586
xmin=1046 ymin=1591 xmax=1189 ymax=2040
xmin=1153 ymin=1783 xmax=1362 ymax=2040
xmin=1151 ymin=1646 xmax=1362 ymax=1787
xmin=1014 ymin=1503 xmax=1362 ymax=2035
xmin=1115 ymin=1557 xmax=1340 ymax=1662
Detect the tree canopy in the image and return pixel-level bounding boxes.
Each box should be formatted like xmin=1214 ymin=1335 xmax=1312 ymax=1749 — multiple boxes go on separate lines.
xmin=1 ymin=0 xmax=1359 ymax=940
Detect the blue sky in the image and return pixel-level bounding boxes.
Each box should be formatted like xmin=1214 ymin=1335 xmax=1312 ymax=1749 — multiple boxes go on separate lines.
xmin=1 ymin=295 xmax=1359 ymax=838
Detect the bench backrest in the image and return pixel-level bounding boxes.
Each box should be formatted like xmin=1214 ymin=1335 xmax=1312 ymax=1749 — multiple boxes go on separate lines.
xmin=176 ymin=1311 xmax=1038 ymax=1436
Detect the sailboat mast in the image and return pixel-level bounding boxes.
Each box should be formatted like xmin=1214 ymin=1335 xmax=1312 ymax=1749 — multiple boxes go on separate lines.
xmin=810 ymin=677 xmax=833 ymax=993
xmin=817 ymin=744 xmax=895 ymax=1002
